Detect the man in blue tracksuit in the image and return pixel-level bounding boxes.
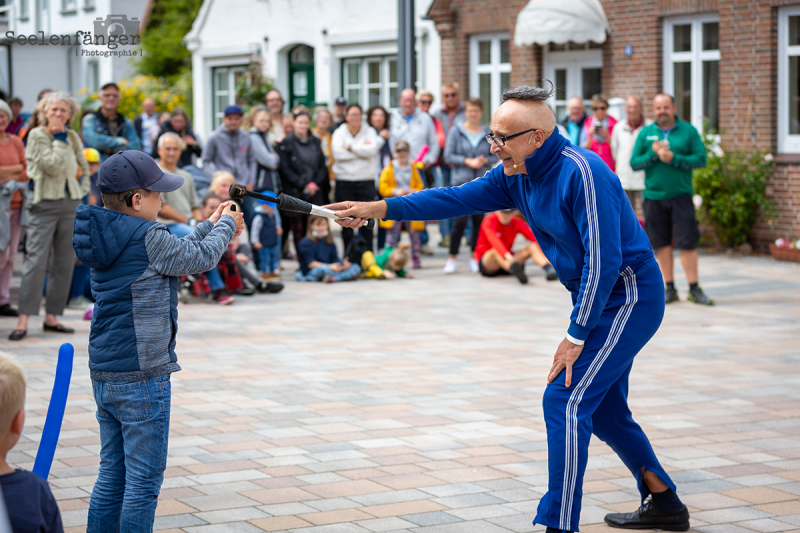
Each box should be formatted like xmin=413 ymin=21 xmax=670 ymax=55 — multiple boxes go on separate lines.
xmin=329 ymin=85 xmax=690 ymax=532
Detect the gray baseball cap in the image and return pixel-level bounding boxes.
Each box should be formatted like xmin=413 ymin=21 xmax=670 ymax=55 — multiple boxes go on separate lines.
xmin=97 ymin=151 xmax=184 ymax=194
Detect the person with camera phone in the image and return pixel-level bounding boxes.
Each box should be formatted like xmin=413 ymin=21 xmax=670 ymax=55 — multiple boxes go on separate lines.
xmin=583 ymin=93 xmax=617 ymax=171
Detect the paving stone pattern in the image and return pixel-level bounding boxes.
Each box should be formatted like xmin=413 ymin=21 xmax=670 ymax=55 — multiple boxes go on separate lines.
xmin=4 ymin=241 xmax=800 ymax=533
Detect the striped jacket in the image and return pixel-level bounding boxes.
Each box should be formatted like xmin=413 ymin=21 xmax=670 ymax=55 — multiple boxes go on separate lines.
xmin=384 ymin=133 xmax=654 ymax=341
xmin=73 ymin=205 xmax=235 ymax=382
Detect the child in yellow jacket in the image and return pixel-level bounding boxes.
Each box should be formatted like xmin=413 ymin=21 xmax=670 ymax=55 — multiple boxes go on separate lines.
xmin=379 ymin=141 xmax=425 ymax=268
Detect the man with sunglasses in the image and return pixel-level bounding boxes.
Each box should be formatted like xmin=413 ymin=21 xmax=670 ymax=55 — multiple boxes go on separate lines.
xmin=330 ymin=84 xmax=690 ymax=533
xmin=82 ymin=82 xmax=142 ymax=162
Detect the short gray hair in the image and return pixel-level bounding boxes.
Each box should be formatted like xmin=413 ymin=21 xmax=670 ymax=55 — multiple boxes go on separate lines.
xmin=502 ymin=82 xmax=555 ymax=102
xmin=0 ymin=100 xmax=12 ymax=122
xmin=42 ymin=91 xmax=80 ymax=122
xmin=158 ymin=131 xmax=182 ymax=148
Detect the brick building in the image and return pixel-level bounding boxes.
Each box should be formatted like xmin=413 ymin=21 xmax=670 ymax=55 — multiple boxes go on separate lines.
xmin=428 ymin=0 xmax=800 ymax=250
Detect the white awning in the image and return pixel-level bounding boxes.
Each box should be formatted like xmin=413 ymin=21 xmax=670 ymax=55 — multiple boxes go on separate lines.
xmin=514 ymin=0 xmax=611 ymax=47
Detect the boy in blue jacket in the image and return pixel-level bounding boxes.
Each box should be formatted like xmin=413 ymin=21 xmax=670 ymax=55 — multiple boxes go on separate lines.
xmin=72 ymin=151 xmax=243 ymax=532
xmin=330 ymin=85 xmax=690 ymax=532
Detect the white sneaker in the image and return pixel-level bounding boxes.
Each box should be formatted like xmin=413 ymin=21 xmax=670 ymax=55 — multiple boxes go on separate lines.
xmin=468 ymin=258 xmax=479 ymax=273
xmin=443 ymin=258 xmax=457 ymax=274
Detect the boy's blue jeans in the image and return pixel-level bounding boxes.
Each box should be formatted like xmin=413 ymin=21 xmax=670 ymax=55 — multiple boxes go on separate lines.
xmin=88 ymin=374 xmax=171 ymax=533
xmin=257 ymin=244 xmax=282 ymax=273
xmin=295 ymin=264 xmax=361 ymax=282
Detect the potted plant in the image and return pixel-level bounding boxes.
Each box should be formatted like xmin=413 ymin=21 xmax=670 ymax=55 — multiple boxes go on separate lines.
xmin=770 ymin=238 xmax=800 ymax=263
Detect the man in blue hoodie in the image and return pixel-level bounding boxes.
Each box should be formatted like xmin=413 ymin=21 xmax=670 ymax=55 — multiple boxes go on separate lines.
xmin=72 ymin=151 xmax=243 ymax=532
xmin=329 ymin=85 xmax=690 ymax=532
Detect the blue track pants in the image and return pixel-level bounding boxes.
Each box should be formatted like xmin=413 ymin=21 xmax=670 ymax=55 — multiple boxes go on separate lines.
xmin=534 ymin=256 xmax=676 ymax=532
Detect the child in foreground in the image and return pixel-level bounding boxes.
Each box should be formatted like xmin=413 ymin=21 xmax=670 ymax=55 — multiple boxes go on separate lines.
xmin=72 ymin=151 xmax=243 ymax=532
xmin=296 ymin=215 xmax=360 ymax=283
xmin=0 ymin=352 xmax=63 ymax=532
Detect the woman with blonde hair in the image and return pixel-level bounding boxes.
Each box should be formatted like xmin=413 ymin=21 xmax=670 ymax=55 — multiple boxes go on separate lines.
xmin=9 ymin=91 xmax=89 ymax=341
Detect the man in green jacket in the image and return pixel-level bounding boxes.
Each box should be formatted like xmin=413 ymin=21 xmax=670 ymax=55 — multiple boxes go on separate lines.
xmin=630 ymin=94 xmax=714 ymax=305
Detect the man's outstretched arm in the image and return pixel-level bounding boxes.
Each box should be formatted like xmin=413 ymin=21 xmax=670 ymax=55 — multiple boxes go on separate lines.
xmin=329 ymin=166 xmax=515 ymax=228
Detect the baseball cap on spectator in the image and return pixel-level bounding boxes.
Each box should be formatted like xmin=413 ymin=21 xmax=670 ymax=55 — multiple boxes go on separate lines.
xmin=97 ymin=151 xmax=184 ymax=194
xmin=224 ymin=104 xmax=243 ymax=116
xmin=83 ymin=148 xmax=100 ymax=163
xmin=334 ymin=97 xmax=347 ymax=106
xmin=257 ymin=193 xmax=277 ymax=210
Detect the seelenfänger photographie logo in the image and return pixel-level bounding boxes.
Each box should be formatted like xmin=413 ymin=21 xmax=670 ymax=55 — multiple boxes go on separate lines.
xmin=5 ymin=15 xmax=143 ymax=57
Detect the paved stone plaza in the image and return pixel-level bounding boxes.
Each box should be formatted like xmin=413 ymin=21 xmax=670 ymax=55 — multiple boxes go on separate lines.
xmin=3 ymin=241 xmax=800 ymax=533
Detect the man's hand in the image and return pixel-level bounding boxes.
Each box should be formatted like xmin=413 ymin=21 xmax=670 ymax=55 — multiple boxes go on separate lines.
xmin=658 ymin=149 xmax=674 ymax=163
xmin=547 ymin=338 xmax=585 ymax=387
xmin=252 ymin=242 xmax=263 ymax=250
xmin=276 ymin=227 xmax=284 ymax=236
xmin=75 ymin=165 xmax=84 ymax=180
xmin=325 ymin=200 xmax=388 ymax=229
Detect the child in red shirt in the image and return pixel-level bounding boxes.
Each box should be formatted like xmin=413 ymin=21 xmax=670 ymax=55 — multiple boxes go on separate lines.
xmin=475 ymin=209 xmax=558 ymax=284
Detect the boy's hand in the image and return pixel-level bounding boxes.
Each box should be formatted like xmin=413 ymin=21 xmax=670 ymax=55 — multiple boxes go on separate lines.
xmin=276 ymin=227 xmax=284 ymax=236
xmin=253 ymin=242 xmax=263 ymax=250
xmin=211 ymin=201 xmax=245 ymax=236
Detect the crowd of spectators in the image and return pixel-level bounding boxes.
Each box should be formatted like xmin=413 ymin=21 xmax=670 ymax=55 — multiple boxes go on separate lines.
xmin=0 ymin=77 xmax=714 ymax=342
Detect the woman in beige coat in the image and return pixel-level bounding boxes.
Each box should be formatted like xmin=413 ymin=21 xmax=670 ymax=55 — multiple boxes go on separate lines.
xmin=9 ymin=91 xmax=89 ymax=341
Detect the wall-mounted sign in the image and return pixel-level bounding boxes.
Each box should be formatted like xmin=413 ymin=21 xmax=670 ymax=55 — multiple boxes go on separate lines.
xmin=624 ymin=45 xmax=634 ymax=57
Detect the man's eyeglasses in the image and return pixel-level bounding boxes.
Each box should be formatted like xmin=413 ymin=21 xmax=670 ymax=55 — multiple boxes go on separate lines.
xmin=592 ymin=106 xmax=607 ymax=111
xmin=443 ymin=93 xmax=457 ymax=98
xmin=101 ymin=93 xmax=120 ymax=99
xmin=485 ymin=128 xmax=541 ymax=147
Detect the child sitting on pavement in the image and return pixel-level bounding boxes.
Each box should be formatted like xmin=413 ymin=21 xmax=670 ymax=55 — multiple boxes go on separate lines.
xmin=250 ymin=196 xmax=283 ymax=280
xmin=343 ymin=235 xmax=411 ymax=279
xmin=0 ymin=353 xmax=63 ymax=532
xmin=476 ymin=209 xmax=558 ymax=284
xmin=296 ymin=215 xmax=361 ymax=283
xmin=379 ymin=140 xmax=425 ymax=268
xmin=72 ymin=151 xmax=243 ymax=532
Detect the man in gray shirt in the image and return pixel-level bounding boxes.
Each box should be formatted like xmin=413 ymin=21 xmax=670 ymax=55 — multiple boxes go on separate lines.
xmin=390 ymin=89 xmax=440 ymax=253
xmin=156 ymin=132 xmax=201 ymax=238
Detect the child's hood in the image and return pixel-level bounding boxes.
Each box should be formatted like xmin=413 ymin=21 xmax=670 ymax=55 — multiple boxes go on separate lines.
xmin=73 ymin=204 xmax=152 ymax=269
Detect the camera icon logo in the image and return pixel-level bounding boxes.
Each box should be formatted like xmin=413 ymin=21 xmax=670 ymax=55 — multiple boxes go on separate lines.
xmin=94 ymin=15 xmax=140 ymax=39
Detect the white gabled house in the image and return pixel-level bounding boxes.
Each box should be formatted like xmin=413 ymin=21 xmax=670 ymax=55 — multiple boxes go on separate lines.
xmin=185 ymin=0 xmax=441 ymax=140
xmin=2 ymin=0 xmax=149 ymax=112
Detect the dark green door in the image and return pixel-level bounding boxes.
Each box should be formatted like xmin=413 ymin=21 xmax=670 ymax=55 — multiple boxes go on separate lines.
xmin=289 ymin=45 xmax=315 ymax=109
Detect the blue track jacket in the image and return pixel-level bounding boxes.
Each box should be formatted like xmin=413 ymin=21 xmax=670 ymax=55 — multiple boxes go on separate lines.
xmin=384 ymin=133 xmax=654 ymax=341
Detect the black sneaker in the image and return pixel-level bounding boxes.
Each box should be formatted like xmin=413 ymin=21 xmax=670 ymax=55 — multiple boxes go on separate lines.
xmin=509 ymin=261 xmax=528 ymax=284
xmin=543 ymin=264 xmax=558 ymax=281
xmin=688 ymin=286 xmax=715 ymax=306
xmin=665 ymin=286 xmax=679 ymax=303
xmin=0 ymin=303 xmax=18 ymax=317
xmin=605 ymin=499 xmax=690 ymax=531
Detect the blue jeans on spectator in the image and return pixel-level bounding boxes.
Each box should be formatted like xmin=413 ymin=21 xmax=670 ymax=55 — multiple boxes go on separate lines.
xmin=206 ymin=267 xmax=225 ymax=291
xmin=257 ymin=244 xmax=282 ymax=274
xmin=88 ymin=374 xmax=171 ymax=533
xmin=295 ymin=264 xmax=361 ymax=282
xmin=435 ymin=166 xmax=453 ymax=239
xmin=165 ymin=223 xmax=194 ymax=238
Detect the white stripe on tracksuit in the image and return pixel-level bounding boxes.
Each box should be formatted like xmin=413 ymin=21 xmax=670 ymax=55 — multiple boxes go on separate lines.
xmin=562 ymin=147 xmax=600 ymax=327
xmin=559 ymin=267 xmax=639 ymax=529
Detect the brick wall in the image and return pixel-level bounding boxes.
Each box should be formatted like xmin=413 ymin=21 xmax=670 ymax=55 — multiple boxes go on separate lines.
xmin=430 ymin=0 xmax=800 ymax=248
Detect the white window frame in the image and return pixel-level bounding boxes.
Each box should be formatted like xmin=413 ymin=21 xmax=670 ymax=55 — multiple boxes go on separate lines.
xmin=543 ymin=43 xmax=603 ymax=122
xmin=87 ymin=60 xmax=99 ymax=92
xmin=663 ymin=14 xmax=720 ymax=132
xmin=470 ymin=33 xmax=512 ymax=122
xmin=212 ymin=65 xmax=247 ymax=129
xmin=340 ymin=56 xmax=398 ymax=110
xmin=778 ymin=6 xmax=800 ymax=153
xmin=61 ymin=0 xmax=77 ymax=12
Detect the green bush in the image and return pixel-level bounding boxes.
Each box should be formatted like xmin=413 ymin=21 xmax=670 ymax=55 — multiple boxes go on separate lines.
xmin=235 ymin=54 xmax=274 ymax=113
xmin=692 ymin=131 xmax=775 ymax=248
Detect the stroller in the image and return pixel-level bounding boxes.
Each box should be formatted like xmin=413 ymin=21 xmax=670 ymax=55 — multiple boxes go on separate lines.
xmin=179 ymin=245 xmax=244 ymax=304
